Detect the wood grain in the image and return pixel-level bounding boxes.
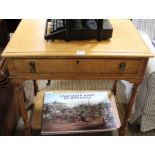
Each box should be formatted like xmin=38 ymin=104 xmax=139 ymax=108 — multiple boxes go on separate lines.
xmin=13 ymin=58 xmax=146 ymax=74
xmin=2 ymin=20 xmax=153 ymax=58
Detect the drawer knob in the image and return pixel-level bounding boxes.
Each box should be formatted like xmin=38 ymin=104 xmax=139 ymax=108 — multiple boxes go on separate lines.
xmin=119 ymin=62 xmax=126 ymax=73
xmin=29 ymin=62 xmax=36 ymax=73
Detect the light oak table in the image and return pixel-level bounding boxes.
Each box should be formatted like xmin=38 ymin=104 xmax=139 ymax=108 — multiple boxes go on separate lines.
xmin=2 ymin=19 xmax=153 ymax=135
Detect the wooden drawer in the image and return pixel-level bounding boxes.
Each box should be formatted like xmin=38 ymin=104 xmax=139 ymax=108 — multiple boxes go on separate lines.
xmin=13 ymin=58 xmax=145 ymax=75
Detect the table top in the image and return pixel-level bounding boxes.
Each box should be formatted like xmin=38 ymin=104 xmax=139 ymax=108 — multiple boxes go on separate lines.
xmin=2 ymin=19 xmax=153 ymax=58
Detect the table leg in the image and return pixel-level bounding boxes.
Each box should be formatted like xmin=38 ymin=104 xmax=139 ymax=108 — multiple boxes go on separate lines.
xmin=21 ymin=84 xmax=26 ymax=101
xmin=46 ymin=80 xmax=51 ymax=86
xmin=13 ymin=80 xmax=31 ymax=135
xmin=112 ymin=80 xmax=117 ymax=96
xmin=33 ymin=80 xmax=39 ymax=96
xmin=119 ymin=84 xmax=138 ymax=135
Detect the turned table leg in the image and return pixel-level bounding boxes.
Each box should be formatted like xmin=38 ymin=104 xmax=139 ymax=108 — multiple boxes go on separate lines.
xmin=119 ymin=84 xmax=138 ymax=135
xmin=13 ymin=80 xmax=31 ymax=135
xmin=46 ymin=80 xmax=51 ymax=86
xmin=112 ymin=80 xmax=117 ymax=96
xmin=33 ymin=80 xmax=39 ymax=96
xmin=21 ymin=84 xmax=26 ymax=101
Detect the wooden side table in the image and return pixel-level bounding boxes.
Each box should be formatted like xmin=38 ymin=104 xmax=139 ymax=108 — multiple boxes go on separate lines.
xmin=2 ymin=19 xmax=153 ymax=135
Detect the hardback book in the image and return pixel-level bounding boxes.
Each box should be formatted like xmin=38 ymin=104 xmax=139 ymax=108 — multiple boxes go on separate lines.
xmin=41 ymin=91 xmax=120 ymax=135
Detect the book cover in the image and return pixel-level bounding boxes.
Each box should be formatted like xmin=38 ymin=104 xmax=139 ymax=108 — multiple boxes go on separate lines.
xmin=41 ymin=91 xmax=120 ymax=135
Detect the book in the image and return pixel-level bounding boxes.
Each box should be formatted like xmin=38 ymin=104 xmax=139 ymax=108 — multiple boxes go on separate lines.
xmin=41 ymin=91 xmax=120 ymax=135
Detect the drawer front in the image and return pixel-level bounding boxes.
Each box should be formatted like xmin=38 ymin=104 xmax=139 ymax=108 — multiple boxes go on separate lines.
xmin=13 ymin=58 xmax=145 ymax=75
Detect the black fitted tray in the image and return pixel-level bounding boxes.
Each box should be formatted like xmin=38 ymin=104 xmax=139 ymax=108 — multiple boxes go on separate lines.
xmin=44 ymin=19 xmax=113 ymax=41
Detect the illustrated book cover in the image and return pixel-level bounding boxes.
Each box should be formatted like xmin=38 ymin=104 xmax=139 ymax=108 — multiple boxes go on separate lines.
xmin=41 ymin=91 xmax=120 ymax=135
